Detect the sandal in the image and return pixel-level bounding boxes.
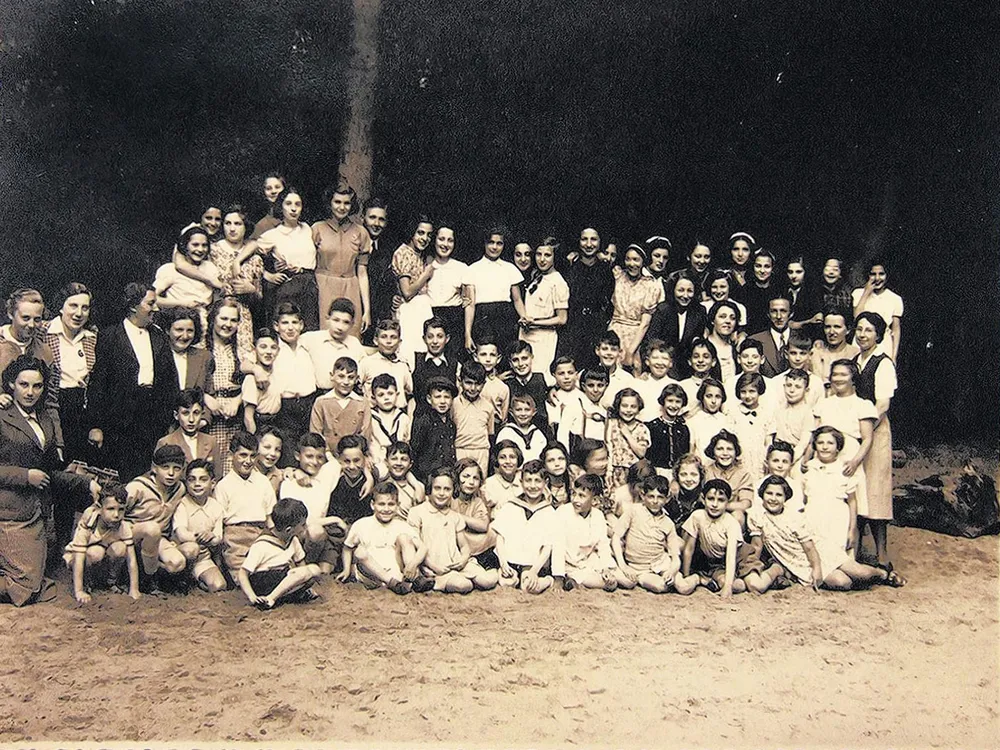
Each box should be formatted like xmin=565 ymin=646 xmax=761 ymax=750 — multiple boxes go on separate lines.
xmin=880 ymin=563 xmax=906 ymax=588
xmin=704 ymin=578 xmax=721 ymax=593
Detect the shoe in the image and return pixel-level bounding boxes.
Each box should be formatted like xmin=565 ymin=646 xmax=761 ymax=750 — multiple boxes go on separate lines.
xmin=411 ymin=575 xmax=435 ymax=593
xmin=879 ymin=562 xmax=906 ymax=588
xmin=389 ymin=580 xmax=411 ymax=595
xmin=139 ymin=572 xmax=164 ymax=596
xmin=288 ymin=588 xmax=321 ymax=603
xmin=771 ymin=575 xmax=793 ymax=590
xmin=704 ymin=578 xmax=721 ymax=593
xmin=602 ymin=577 xmax=618 ymax=592
xmin=562 ymin=577 xmax=577 ymax=592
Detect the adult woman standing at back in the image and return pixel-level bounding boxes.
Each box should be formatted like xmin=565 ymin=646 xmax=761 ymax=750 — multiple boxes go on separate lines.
xmin=257 ymin=186 xmax=319 ymax=330
xmin=312 ymin=182 xmax=372 ymax=338
xmin=391 ymin=215 xmax=436 ymax=367
xmin=0 ymin=356 xmax=96 ymax=606
xmin=467 ymin=226 xmax=523 ymax=346
xmin=609 ymin=244 xmax=664 ymax=371
xmin=514 ymin=238 xmax=569 ymax=382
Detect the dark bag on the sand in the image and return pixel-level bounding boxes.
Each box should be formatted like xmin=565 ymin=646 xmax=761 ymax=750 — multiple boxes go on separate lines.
xmin=893 ymin=463 xmax=1000 ymax=538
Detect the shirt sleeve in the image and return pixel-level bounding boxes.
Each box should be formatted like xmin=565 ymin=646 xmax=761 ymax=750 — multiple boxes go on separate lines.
xmin=874 ymin=359 xmax=897 ymax=401
xmin=241 ymin=375 xmax=259 ymax=406
xmin=344 ymin=519 xmax=363 ymax=549
xmin=241 ymin=541 xmax=264 ymax=572
xmin=290 ymin=537 xmax=306 ymax=565
xmin=173 ymin=502 xmax=192 ymax=537
xmin=681 ymin=511 xmax=701 ymax=539
xmin=552 ymin=276 xmax=570 ymax=311
xmin=746 ymin=507 xmax=763 ymax=537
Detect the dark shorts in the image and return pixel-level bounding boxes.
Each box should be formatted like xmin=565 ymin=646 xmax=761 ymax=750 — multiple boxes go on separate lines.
xmin=248 ymin=566 xmax=290 ymax=596
xmin=691 ymin=543 xmax=765 ymax=579
xmin=510 ymin=561 xmax=552 ymax=578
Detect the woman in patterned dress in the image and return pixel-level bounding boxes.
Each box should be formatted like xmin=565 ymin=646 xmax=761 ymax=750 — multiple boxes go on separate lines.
xmin=609 ymin=244 xmax=664 ymax=372
xmin=211 ymin=205 xmax=264 ymax=346
xmin=391 ymin=215 xmax=436 ymax=367
xmin=202 ymin=299 xmax=245 ymax=475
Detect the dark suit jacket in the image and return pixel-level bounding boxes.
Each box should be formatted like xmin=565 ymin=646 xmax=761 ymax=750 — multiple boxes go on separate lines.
xmin=0 ymin=337 xmax=63 ymax=448
xmin=747 ymin=329 xmax=787 ymax=378
xmin=85 ymin=322 xmax=173 ymax=434
xmin=0 ymin=407 xmax=90 ymax=522
xmin=155 ymin=428 xmax=221 ymax=479
xmin=646 ymin=303 xmax=707 ymax=357
xmin=165 ymin=347 xmax=211 ymax=394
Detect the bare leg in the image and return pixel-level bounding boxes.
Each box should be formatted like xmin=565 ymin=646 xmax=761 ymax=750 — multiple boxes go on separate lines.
xmin=132 ymin=521 xmax=162 ymax=575
xmin=614 ymin=568 xmax=638 ymax=589
xmin=263 ymin=564 xmax=322 ymax=607
xmin=821 ymin=569 xmax=854 ymax=591
xmin=837 ymin=559 xmax=889 ymax=588
xmin=472 ymin=568 xmax=499 ymax=590
xmin=637 ymin=573 xmax=668 ymax=593
xmin=674 ymin=573 xmax=699 ymax=595
xmin=568 ymin=569 xmax=606 ymax=589
xmin=870 ymin=520 xmax=889 ymax=565
xmin=433 ymin=571 xmax=474 ymax=593
xmin=745 ymin=563 xmax=784 ymax=594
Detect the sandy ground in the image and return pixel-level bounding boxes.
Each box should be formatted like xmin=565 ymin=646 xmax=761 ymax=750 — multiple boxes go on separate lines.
xmin=0 ymin=447 xmax=996 ymax=749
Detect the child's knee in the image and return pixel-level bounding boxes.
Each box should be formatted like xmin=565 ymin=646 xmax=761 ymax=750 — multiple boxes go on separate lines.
xmin=201 ymin=570 xmax=228 ymax=593
xmin=395 ymin=534 xmax=416 ymax=554
xmin=106 ymin=541 xmax=128 ymax=559
xmin=85 ymin=546 xmax=106 ymax=565
xmin=638 ymin=573 xmax=666 ymax=594
xmin=476 ymin=569 xmax=499 ymax=590
xmin=160 ymin=548 xmax=187 ymax=574
xmin=178 ymin=542 xmax=200 ymax=562
xmin=674 ymin=575 xmax=697 ymax=595
xmin=133 ymin=522 xmax=161 ymax=542
xmin=306 ymin=524 xmax=326 ymax=544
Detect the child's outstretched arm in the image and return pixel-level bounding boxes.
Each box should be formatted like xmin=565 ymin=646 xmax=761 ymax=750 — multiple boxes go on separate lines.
xmin=493 ymin=532 xmax=514 ymax=579
xmin=337 ymin=546 xmax=354 ymax=583
xmin=845 ymin=490 xmax=858 ymax=554
xmin=71 ymin=551 xmax=91 ymax=604
xmin=237 ymin=568 xmax=264 ymax=605
xmin=610 ymin=515 xmax=637 ymax=581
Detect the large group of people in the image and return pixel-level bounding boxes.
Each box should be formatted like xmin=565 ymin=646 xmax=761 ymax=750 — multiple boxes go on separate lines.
xmin=0 ymin=172 xmax=908 ymax=608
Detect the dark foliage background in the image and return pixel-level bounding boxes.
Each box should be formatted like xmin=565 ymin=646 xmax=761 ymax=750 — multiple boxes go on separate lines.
xmin=1 ymin=0 xmax=997 ymax=443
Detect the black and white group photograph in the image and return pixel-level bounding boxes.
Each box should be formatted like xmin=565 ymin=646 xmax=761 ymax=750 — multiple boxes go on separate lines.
xmin=0 ymin=0 xmax=997 ymax=747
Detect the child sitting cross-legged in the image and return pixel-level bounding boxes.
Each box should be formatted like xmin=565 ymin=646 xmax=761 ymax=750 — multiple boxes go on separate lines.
xmin=675 ymin=479 xmax=763 ymax=598
xmin=611 ymin=475 xmax=682 ymax=593
xmin=553 ymin=474 xmax=631 ymax=592
xmin=238 ymin=498 xmax=322 ymax=609
xmin=173 ymin=459 xmax=227 ymax=593
xmin=63 ymin=482 xmax=141 ymax=603
xmin=491 ymin=459 xmax=557 ymax=594
xmin=408 ymin=467 xmax=499 ymax=593
xmin=337 ymin=481 xmax=435 ymax=594
xmin=744 ymin=476 xmax=905 ymax=593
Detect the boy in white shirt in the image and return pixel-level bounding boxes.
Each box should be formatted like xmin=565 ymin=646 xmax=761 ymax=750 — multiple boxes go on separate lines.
xmin=299 ymin=297 xmax=367 ymax=391
xmin=552 ymin=474 xmax=629 ymax=591
xmin=491 ymin=460 xmax=556 ymax=593
xmin=173 ymin=459 xmax=227 ymax=592
xmin=217 ymin=431 xmax=277 ymax=573
xmin=238 ymin=498 xmax=321 ymax=609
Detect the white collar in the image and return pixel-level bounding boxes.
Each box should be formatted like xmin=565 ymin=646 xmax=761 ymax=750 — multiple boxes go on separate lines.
xmin=46 ymin=317 xmax=94 ymax=342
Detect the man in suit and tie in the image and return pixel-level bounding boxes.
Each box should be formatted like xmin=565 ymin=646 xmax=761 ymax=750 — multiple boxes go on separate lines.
xmin=646 ymin=273 xmax=707 ymax=372
xmin=86 ymin=283 xmax=174 ymax=481
xmin=361 ymin=197 xmax=392 ymax=347
xmin=747 ymin=296 xmax=793 ymax=377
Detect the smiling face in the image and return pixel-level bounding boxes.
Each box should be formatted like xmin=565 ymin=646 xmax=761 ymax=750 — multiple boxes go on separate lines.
xmin=582 ymin=377 xmax=607 ymax=403
xmin=255 ymin=336 xmax=278 ymax=366
xmin=673 ymin=278 xmax=695 ymax=308
xmin=738 ymin=384 xmax=760 ymax=410
xmin=296 ymin=446 xmax=326 ymax=477
xmin=513 ymin=242 xmax=533 ymax=272
xmin=429 ymin=474 xmax=455 ymax=509
xmin=496 ymin=447 xmax=521 ymax=480
xmin=520 ymin=471 xmax=546 ymax=501
xmin=427 ymin=388 xmax=453 ymax=414
xmin=689 ymin=244 xmax=711 ymax=273
xmin=689 ymin=345 xmax=715 ymax=375
xmin=646 ymin=349 xmax=672 ymax=379
xmin=623 ymin=248 xmax=644 ymax=278
xmin=330 ymin=191 xmax=353 ymax=222
xmin=185 ymin=232 xmax=210 ymax=263
xmin=274 ymin=312 xmax=303 ymax=345
xmin=200 ymin=208 xmax=223 ymax=237
xmin=11 ymin=301 xmax=44 ymax=343
xmin=484 ymin=233 xmax=505 ymax=261
xmin=854 ymin=318 xmax=879 ymax=352
xmin=264 ymin=177 xmax=285 ymax=203
xmin=434 ymin=227 xmax=455 ymax=260
xmin=460 ymin=377 xmax=483 ymax=401
xmin=868 ymin=264 xmax=888 ymax=291
xmin=339 ymin=447 xmax=365 ymax=478
xmin=257 ymin=435 xmax=282 ymax=470
xmin=231 ymin=447 xmax=257 ymax=479
xmin=703 ymin=486 xmax=728 ymax=518
xmin=364 ymin=207 xmax=387 ymax=238
xmin=661 ymin=393 xmax=684 ymax=419
xmin=823 ymin=314 xmax=848 ymax=347
xmin=10 ymin=368 xmax=44 ymax=410
xmin=332 ymin=367 xmax=359 ymax=397
xmin=132 ymin=290 xmax=158 ymax=328
xmin=709 ymin=277 xmax=730 ymax=302
xmin=753 ymin=255 xmax=773 ymax=283
xmin=213 ymin=304 xmax=240 ymax=341
xmin=617 ymin=395 xmax=641 ymax=421
xmin=676 ymin=462 xmax=701 ymax=491
xmin=761 ymin=484 xmax=787 ymax=515
xmin=712 ymin=306 xmax=737 ymax=337
xmin=511 ymin=399 xmax=536 ymax=427
xmin=584 ymin=446 xmax=609 ymax=476
xmin=423 ymin=325 xmax=448 ymax=356
xmin=386 ymin=449 xmax=412 ymax=479
xmin=822 ymin=258 xmax=842 ymax=285
xmin=60 ymin=293 xmax=91 ymax=335
xmin=509 ymin=350 xmax=533 ymax=376
xmin=766 ymin=450 xmax=792 ymax=477
xmin=712 ymin=439 xmax=736 ymax=468
xmin=185 ymin=467 xmax=213 ymax=501
xmin=372 ymin=492 xmax=399 ymax=523
xmin=814 ymin=432 xmax=840 ymax=463
xmin=595 ymin=341 xmax=620 ymax=368
xmin=738 ymin=347 xmax=762 ymax=373
xmin=411 ymin=222 xmax=433 ymax=252
xmin=579 ymin=228 xmax=600 ymax=258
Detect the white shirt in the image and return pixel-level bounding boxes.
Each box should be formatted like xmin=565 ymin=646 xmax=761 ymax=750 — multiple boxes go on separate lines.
xmin=172 ymin=351 xmax=188 ymax=390
xmin=426 ymin=258 xmax=470 ymax=307
xmin=635 ymin=375 xmax=680 ymax=422
xmin=217 ymin=470 xmax=277 ymax=524
xmin=15 ymin=403 xmax=45 ymax=448
xmin=551 ymin=503 xmax=615 ymax=577
xmin=770 ymin=328 xmax=789 ymax=354
xmin=467 ymin=257 xmax=523 ymax=304
xmin=123 ymin=318 xmax=155 ymax=386
xmin=279 ymin=460 xmax=341 ymax=523
xmin=600 ymin=366 xmax=638 ymax=409
xmin=153 ymin=263 xmax=216 ymax=308
xmin=272 ymin=339 xmax=317 ymax=398
xmin=258 ymin=223 xmax=316 ymax=270
xmin=0 ymin=325 xmax=28 ymax=354
xmin=299 ymin=330 xmax=366 ymax=390
xmin=851 ymin=288 xmax=904 ymax=358
xmin=47 ymin=317 xmax=94 ymax=389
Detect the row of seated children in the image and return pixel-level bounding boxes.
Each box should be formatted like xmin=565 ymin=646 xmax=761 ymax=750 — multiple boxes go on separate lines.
xmin=65 ymin=416 xmax=903 ymax=606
